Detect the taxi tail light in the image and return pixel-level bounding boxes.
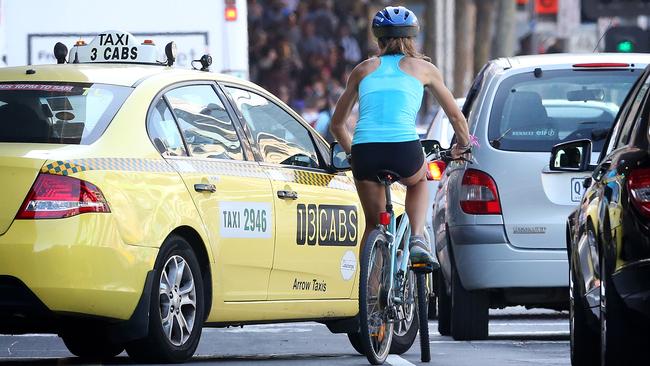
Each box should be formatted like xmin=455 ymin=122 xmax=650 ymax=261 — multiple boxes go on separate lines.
xmin=427 ymin=160 xmax=446 ymax=181
xmin=460 ymin=169 xmax=501 ymax=215
xmin=379 ymin=211 xmax=391 ymax=226
xmin=16 ymin=174 xmax=110 ymax=219
xmin=627 ymin=168 xmax=650 ymax=219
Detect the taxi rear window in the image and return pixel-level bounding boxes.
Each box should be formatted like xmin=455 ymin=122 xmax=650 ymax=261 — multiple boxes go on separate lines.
xmin=0 ymin=82 xmax=131 ymax=144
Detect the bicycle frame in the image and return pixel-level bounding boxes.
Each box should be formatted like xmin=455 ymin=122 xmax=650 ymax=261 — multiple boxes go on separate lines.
xmin=381 ymin=182 xmax=412 ymax=317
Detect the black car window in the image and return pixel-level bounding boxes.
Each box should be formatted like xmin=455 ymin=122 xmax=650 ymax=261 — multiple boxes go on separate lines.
xmin=147 ymin=97 xmax=187 ymax=156
xmin=225 ymin=87 xmax=320 ymax=169
xmin=615 ymin=76 xmax=650 ymax=148
xmin=165 ymin=85 xmax=244 ymax=161
xmin=488 ymin=69 xmax=639 ymax=153
xmin=0 ymin=82 xmax=131 ymax=144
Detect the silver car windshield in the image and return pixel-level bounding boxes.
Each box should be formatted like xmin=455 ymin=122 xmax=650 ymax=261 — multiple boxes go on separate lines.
xmin=488 ymin=69 xmax=639 ymax=152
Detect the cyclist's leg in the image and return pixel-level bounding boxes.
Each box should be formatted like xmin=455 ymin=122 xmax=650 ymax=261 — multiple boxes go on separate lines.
xmin=400 ymin=163 xmax=427 ymax=237
xmin=401 ymin=163 xmax=437 ymax=267
xmin=354 ymin=179 xmax=386 ymax=251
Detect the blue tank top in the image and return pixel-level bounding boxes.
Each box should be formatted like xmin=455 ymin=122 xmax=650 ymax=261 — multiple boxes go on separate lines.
xmin=352 ymin=54 xmax=424 ymax=145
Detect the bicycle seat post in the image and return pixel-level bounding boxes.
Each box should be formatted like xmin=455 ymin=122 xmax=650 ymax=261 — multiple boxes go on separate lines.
xmin=384 ymin=181 xmax=393 ymax=215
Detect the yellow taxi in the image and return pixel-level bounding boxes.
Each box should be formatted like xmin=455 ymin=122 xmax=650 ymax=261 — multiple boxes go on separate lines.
xmin=0 ymin=31 xmax=408 ymax=362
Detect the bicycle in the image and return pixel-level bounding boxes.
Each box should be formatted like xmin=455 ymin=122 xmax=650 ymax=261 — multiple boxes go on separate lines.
xmin=356 ymin=169 xmax=434 ymax=365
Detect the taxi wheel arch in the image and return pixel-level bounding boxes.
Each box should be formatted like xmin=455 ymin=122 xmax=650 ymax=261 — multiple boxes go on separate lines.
xmin=169 ymin=226 xmax=213 ymax=320
xmin=125 ymin=234 xmax=206 ymax=363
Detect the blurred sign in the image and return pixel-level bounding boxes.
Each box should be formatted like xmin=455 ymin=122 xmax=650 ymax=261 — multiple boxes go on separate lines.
xmin=536 ymin=0 xmax=558 ymax=14
xmin=583 ymin=0 xmax=650 ymax=18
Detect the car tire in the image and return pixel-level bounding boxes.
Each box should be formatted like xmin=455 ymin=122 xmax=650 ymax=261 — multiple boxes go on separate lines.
xmin=61 ymin=330 xmax=124 ymax=360
xmin=436 ymin=270 xmax=451 ymax=336
xmin=428 ymin=274 xmax=438 ymax=320
xmin=599 ymin=241 xmax=643 ymax=366
xmin=347 ymin=332 xmax=364 ymax=355
xmin=569 ymin=259 xmax=598 ymax=366
xmin=125 ymin=235 xmax=205 ymax=363
xmin=450 ymin=263 xmax=488 ymax=340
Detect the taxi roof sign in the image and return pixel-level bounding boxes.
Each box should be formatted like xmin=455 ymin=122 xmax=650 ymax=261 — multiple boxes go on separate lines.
xmin=68 ymin=30 xmax=159 ymax=65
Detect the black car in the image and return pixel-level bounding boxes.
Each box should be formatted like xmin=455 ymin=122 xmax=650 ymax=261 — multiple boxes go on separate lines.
xmin=551 ymin=66 xmax=650 ymax=365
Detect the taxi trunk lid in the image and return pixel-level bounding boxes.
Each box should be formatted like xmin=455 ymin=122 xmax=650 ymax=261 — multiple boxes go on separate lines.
xmin=0 ymin=145 xmax=47 ymax=235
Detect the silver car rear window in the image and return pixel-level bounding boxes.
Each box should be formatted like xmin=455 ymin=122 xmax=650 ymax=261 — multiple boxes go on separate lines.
xmin=488 ymin=69 xmax=639 ymax=152
xmin=0 ymin=82 xmax=132 ymax=144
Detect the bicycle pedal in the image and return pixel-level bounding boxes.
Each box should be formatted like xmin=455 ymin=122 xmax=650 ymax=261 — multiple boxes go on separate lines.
xmin=411 ymin=263 xmax=434 ymax=274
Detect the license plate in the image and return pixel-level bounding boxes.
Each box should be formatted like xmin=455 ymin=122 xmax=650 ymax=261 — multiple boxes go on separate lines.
xmin=571 ymin=178 xmax=587 ymax=202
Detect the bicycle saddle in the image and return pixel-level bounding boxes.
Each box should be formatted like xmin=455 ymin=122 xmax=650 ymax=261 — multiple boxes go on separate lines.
xmin=376 ymin=170 xmax=401 ymax=184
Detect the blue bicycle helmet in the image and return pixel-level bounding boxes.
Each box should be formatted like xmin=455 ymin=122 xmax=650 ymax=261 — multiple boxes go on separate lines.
xmin=372 ymin=6 xmax=419 ymax=38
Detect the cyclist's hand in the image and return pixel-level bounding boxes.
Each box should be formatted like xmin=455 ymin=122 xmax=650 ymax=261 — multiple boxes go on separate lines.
xmin=451 ymin=143 xmax=472 ymax=160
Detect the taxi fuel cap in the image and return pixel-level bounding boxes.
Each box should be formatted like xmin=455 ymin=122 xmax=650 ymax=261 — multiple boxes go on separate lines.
xmin=68 ymin=30 xmax=158 ymax=65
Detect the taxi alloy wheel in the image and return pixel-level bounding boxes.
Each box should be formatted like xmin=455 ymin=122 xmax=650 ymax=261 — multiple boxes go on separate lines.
xmin=125 ymin=235 xmax=205 ymax=363
xmin=160 ymin=255 xmax=197 ymax=347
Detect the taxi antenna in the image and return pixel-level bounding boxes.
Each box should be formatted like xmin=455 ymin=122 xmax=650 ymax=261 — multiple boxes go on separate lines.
xmin=192 ymin=54 xmax=212 ymax=72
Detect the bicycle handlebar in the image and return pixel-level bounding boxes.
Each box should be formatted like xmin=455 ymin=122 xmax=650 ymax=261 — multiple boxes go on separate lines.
xmin=428 ymin=147 xmax=473 ymax=164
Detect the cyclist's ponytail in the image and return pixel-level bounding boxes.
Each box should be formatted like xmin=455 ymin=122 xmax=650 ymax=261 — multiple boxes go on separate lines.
xmin=377 ymin=37 xmax=431 ymax=62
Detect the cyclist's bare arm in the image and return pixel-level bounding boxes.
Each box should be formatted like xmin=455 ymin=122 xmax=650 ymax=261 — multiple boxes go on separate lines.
xmin=330 ymin=58 xmax=378 ymax=154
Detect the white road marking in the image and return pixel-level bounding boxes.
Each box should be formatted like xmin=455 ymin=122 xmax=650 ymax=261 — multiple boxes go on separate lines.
xmin=387 ymin=354 xmax=417 ymax=366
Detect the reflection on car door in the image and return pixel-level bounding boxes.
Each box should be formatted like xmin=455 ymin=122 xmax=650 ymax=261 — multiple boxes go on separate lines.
xmin=225 ymin=86 xmax=362 ymax=300
xmin=149 ymin=84 xmax=275 ymax=302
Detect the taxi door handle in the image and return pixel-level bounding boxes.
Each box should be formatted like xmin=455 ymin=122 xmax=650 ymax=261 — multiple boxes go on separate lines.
xmin=277 ymin=190 xmax=298 ymax=200
xmin=194 ymin=183 xmax=216 ymax=193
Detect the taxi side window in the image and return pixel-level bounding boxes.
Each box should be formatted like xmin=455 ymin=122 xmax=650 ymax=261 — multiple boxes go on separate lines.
xmin=165 ymin=85 xmax=244 ymax=161
xmin=225 ymin=87 xmax=320 ymax=169
xmin=147 ymin=98 xmax=188 ymax=156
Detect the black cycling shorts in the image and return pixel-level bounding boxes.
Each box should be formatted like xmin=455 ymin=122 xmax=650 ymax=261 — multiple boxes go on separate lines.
xmin=351 ymin=140 xmax=424 ymax=182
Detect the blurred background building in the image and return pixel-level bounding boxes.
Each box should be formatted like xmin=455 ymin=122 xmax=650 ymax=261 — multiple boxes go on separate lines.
xmin=0 ymin=0 xmax=648 ymax=138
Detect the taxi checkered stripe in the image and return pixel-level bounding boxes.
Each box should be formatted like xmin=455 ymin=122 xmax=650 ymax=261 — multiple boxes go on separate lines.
xmin=41 ymin=158 xmax=174 ymax=176
xmin=168 ymin=159 xmax=267 ymax=179
xmin=267 ymin=168 xmax=356 ymax=192
xmin=294 ymin=170 xmax=333 ymax=186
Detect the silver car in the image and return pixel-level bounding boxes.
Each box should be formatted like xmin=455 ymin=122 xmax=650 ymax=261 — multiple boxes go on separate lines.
xmin=431 ymin=54 xmax=650 ymax=340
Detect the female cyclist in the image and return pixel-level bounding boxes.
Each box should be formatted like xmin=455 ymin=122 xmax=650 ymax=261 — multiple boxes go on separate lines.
xmin=330 ymin=5 xmax=471 ymax=266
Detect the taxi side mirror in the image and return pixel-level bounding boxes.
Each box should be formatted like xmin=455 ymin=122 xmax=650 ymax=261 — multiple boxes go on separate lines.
xmin=421 ymin=139 xmax=442 ymax=155
xmin=330 ymin=142 xmax=351 ymax=171
xmin=549 ymin=139 xmax=592 ymax=172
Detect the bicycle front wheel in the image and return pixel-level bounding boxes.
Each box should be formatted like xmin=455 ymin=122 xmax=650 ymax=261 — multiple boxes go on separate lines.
xmin=416 ymin=273 xmax=431 ymax=362
xmin=359 ymin=228 xmax=393 ymax=365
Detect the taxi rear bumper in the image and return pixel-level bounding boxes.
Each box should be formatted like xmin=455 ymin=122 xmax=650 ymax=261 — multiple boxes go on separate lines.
xmin=0 ymin=215 xmax=158 ymax=337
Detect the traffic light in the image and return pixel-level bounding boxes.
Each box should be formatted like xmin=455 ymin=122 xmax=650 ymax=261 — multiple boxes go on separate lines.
xmin=604 ymin=26 xmax=650 ymax=53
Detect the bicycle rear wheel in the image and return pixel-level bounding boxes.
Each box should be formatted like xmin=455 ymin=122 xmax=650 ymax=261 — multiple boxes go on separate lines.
xmin=416 ymin=272 xmax=431 ymax=362
xmin=359 ymin=228 xmax=393 ymax=365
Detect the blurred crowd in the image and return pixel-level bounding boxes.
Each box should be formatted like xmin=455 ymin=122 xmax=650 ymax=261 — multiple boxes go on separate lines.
xmin=248 ymin=0 xmax=372 ymax=141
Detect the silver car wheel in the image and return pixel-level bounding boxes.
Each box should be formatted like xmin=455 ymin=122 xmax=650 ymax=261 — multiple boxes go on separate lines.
xmin=159 ymin=255 xmax=197 ymax=347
